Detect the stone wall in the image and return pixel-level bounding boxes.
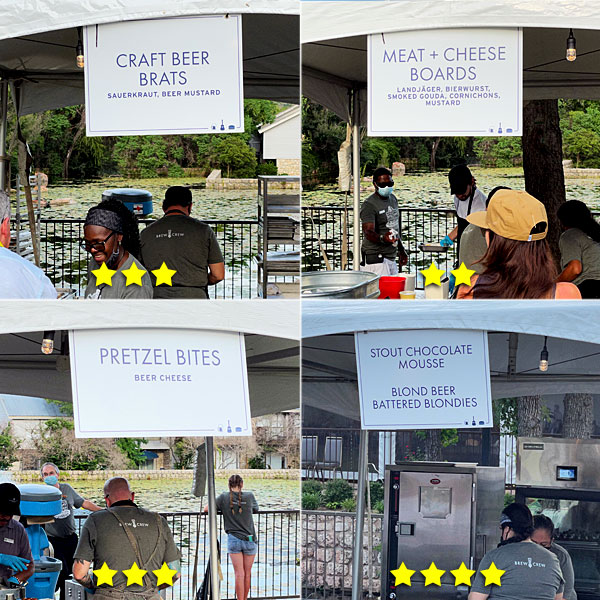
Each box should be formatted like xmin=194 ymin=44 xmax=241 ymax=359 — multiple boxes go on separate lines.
xmin=11 ymin=468 xmax=300 ymax=482
xmin=302 ymin=511 xmax=383 ymax=594
xmin=206 ymin=177 xmax=299 ymax=191
xmin=564 ymin=168 xmax=600 ymax=178
xmin=276 ymin=158 xmax=301 ymax=177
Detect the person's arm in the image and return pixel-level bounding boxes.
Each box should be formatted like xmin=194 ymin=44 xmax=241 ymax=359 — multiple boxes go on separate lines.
xmin=208 ymin=262 xmax=225 ymax=285
xmin=158 ymin=560 xmax=181 ymax=590
xmin=82 ymin=500 xmax=102 ymax=512
xmin=468 ymin=593 xmax=489 ymax=600
xmin=557 ymin=259 xmax=582 ymax=282
xmin=73 ymin=559 xmax=93 ymax=588
xmin=362 ymin=222 xmax=395 ymax=244
xmin=448 ymin=225 xmax=459 ymax=241
xmin=555 ymin=594 xmax=563 ymax=600
xmin=251 ymin=494 xmax=259 ymax=514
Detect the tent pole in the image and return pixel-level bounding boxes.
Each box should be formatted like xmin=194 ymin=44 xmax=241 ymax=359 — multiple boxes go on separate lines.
xmin=206 ymin=436 xmax=220 ymax=599
xmin=352 ymin=87 xmax=361 ymax=270
xmin=352 ymin=429 xmax=368 ymax=600
xmin=0 ymin=80 xmax=8 ymax=192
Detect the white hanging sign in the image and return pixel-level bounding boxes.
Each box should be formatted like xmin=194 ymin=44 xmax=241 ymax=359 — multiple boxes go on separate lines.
xmin=368 ymin=28 xmax=522 ymax=136
xmin=355 ymin=329 xmax=492 ymax=430
xmin=84 ymin=15 xmax=244 ymax=136
xmin=70 ymin=328 xmax=251 ymax=437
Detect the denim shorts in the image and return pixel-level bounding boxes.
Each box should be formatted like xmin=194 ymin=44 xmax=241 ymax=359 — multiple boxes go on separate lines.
xmin=227 ymin=533 xmax=258 ymax=555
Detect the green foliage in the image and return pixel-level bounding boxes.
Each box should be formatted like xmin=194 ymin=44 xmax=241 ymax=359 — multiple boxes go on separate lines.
xmin=115 ymin=438 xmax=147 ymax=468
xmin=256 ymin=161 xmax=278 ymax=176
xmin=504 ymin=493 xmax=515 ymax=508
xmin=415 ymin=429 xmax=459 ymax=447
xmin=172 ymin=438 xmax=195 ymax=469
xmin=563 ymin=129 xmax=600 ymax=167
xmin=368 ymin=481 xmax=384 ymax=507
xmin=34 ymin=418 xmax=109 ymax=470
xmin=494 ymin=398 xmax=518 ymax=436
xmin=322 ymin=479 xmax=353 ymax=505
xmin=474 ymin=137 xmax=522 ymax=167
xmin=247 ymin=454 xmax=266 ymax=469
xmin=302 ymin=480 xmax=324 ymax=495
xmin=341 ymin=497 xmax=356 ymax=512
xmin=302 ymin=492 xmax=321 ymax=510
xmin=0 ymin=425 xmax=20 ymax=469
xmin=45 ymin=399 xmax=73 ymax=417
xmin=210 ymin=136 xmax=257 ymax=177
xmin=374 ymin=500 xmax=385 ymax=514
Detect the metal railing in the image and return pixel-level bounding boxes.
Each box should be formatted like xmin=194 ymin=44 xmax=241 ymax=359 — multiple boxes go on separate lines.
xmin=74 ymin=510 xmax=300 ymax=600
xmin=302 ymin=510 xmax=383 ymax=599
xmin=301 ymin=428 xmax=501 ymax=481
xmin=302 ymin=206 xmax=458 ymax=288
xmin=35 ymin=218 xmax=259 ymax=299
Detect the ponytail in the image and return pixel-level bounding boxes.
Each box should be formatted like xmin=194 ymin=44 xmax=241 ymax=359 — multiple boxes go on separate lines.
xmin=228 ymin=474 xmax=244 ymax=515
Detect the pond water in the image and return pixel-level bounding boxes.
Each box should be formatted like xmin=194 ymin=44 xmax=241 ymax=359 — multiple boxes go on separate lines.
xmin=36 ymin=177 xmax=258 ymax=221
xmin=63 ymin=476 xmax=299 ymax=513
xmin=303 ymin=167 xmax=600 ymax=210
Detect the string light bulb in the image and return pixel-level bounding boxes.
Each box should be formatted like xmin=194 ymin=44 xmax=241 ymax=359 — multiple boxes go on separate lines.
xmin=76 ymin=27 xmax=84 ymax=69
xmin=41 ymin=330 xmax=55 ymax=355
xmin=566 ymin=29 xmax=577 ymax=62
xmin=539 ymin=336 xmax=549 ymax=372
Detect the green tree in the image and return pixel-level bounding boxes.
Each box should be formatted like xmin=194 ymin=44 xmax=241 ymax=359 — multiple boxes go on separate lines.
xmin=210 ymin=136 xmax=258 ymax=177
xmin=563 ymin=129 xmax=600 ymax=167
xmin=115 ymin=438 xmax=147 ymax=468
xmin=172 ymin=438 xmax=195 ymax=469
xmin=0 ymin=425 xmax=20 ymax=469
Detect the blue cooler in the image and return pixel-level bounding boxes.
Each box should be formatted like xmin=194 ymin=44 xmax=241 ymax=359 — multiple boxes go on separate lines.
xmin=18 ymin=485 xmax=63 ymax=599
xmin=102 ymin=188 xmax=153 ymax=216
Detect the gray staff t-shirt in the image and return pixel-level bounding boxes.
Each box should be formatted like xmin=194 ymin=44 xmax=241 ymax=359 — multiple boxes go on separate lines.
xmin=74 ymin=504 xmax=180 ymax=591
xmin=140 ymin=215 xmax=224 ymax=299
xmin=550 ymin=543 xmax=577 ymax=600
xmin=216 ymin=491 xmax=258 ymax=541
xmin=472 ymin=541 xmax=564 ymax=600
xmin=360 ymin=192 xmax=400 ymax=259
xmin=45 ymin=483 xmax=84 ymax=538
xmin=85 ymin=253 xmax=153 ymax=299
xmin=559 ymin=227 xmax=600 ymax=285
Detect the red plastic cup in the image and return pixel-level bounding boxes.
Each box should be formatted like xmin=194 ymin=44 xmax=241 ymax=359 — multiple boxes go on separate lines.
xmin=378 ymin=276 xmax=406 ymax=299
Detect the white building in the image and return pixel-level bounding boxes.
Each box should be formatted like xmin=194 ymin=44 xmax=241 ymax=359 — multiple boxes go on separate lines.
xmin=258 ymin=105 xmax=301 ymax=176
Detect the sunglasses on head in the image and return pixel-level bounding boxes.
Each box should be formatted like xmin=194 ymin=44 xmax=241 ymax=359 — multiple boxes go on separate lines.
xmin=377 ymin=180 xmax=394 ymax=188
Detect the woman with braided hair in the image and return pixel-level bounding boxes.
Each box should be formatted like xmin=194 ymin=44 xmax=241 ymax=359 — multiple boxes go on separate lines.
xmin=469 ymin=503 xmax=565 ymax=600
xmin=82 ymin=198 xmax=152 ymax=299
xmin=206 ymin=475 xmax=259 ymax=600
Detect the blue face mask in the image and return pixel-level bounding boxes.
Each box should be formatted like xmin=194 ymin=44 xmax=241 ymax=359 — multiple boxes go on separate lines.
xmin=43 ymin=476 xmax=58 ymax=486
xmin=377 ymin=185 xmax=393 ymax=198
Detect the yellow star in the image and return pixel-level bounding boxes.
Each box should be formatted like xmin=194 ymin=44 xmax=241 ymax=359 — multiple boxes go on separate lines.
xmin=153 ymin=562 xmax=178 ymax=587
xmin=123 ymin=562 xmax=147 ymax=586
xmin=421 ymin=562 xmax=445 ymax=586
xmin=151 ymin=262 xmax=177 ymax=286
xmin=91 ymin=262 xmax=116 ymax=287
xmin=451 ymin=562 xmax=476 ymax=587
xmin=122 ymin=262 xmax=147 ymax=287
xmin=451 ymin=262 xmax=476 ymax=287
xmin=420 ymin=262 xmax=445 ymax=286
xmin=480 ymin=562 xmax=505 ymax=586
xmin=93 ymin=562 xmax=117 ymax=586
xmin=390 ymin=562 xmax=415 ymax=586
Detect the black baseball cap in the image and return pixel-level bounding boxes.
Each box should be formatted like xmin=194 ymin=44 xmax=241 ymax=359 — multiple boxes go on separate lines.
xmin=449 ymin=164 xmax=472 ymax=195
xmin=0 ymin=483 xmax=20 ymax=515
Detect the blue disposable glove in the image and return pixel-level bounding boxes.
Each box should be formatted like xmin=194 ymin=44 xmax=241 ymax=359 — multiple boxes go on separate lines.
xmin=449 ymin=272 xmax=456 ymax=296
xmin=6 ymin=576 xmax=21 ymax=586
xmin=440 ymin=235 xmax=454 ymax=247
xmin=0 ymin=554 xmax=29 ymax=572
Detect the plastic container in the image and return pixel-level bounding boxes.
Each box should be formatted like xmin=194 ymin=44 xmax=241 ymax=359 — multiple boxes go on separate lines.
xmin=399 ymin=291 xmax=416 ymax=300
xmin=102 ymin=188 xmax=153 ymax=216
xmin=18 ymin=485 xmax=62 ymax=518
xmin=378 ymin=276 xmax=406 ymax=299
xmin=26 ymin=558 xmax=61 ymax=600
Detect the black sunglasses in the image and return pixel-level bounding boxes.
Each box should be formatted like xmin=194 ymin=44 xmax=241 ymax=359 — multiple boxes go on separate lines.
xmin=80 ymin=231 xmax=116 ymax=253
xmin=376 ymin=180 xmax=394 ymax=188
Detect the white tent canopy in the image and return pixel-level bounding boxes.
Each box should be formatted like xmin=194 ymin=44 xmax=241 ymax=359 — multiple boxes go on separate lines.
xmin=0 ymin=0 xmax=299 ymax=113
xmin=0 ymin=300 xmax=300 ymax=417
xmin=303 ymin=300 xmax=600 ymax=420
xmin=302 ymin=0 xmax=600 ymax=121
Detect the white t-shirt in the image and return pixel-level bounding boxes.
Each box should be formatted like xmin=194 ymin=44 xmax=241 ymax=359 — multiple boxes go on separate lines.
xmin=454 ymin=187 xmax=487 ymax=219
xmin=0 ymin=246 xmax=57 ymax=299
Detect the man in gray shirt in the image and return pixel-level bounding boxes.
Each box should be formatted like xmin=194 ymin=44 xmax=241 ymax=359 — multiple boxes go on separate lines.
xmin=359 ymin=167 xmax=408 ymax=276
xmin=73 ymin=477 xmax=180 ymax=600
xmin=41 ymin=463 xmax=101 ymax=600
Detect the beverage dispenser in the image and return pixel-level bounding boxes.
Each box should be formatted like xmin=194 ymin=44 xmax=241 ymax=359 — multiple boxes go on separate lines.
xmin=18 ymin=485 xmax=63 ymax=599
xmin=516 ymin=437 xmax=600 ymax=600
xmin=381 ymin=462 xmax=504 ymax=600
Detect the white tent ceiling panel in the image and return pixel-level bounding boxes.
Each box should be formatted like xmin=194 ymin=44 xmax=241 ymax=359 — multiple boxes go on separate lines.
xmin=0 ymin=0 xmax=298 ymax=42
